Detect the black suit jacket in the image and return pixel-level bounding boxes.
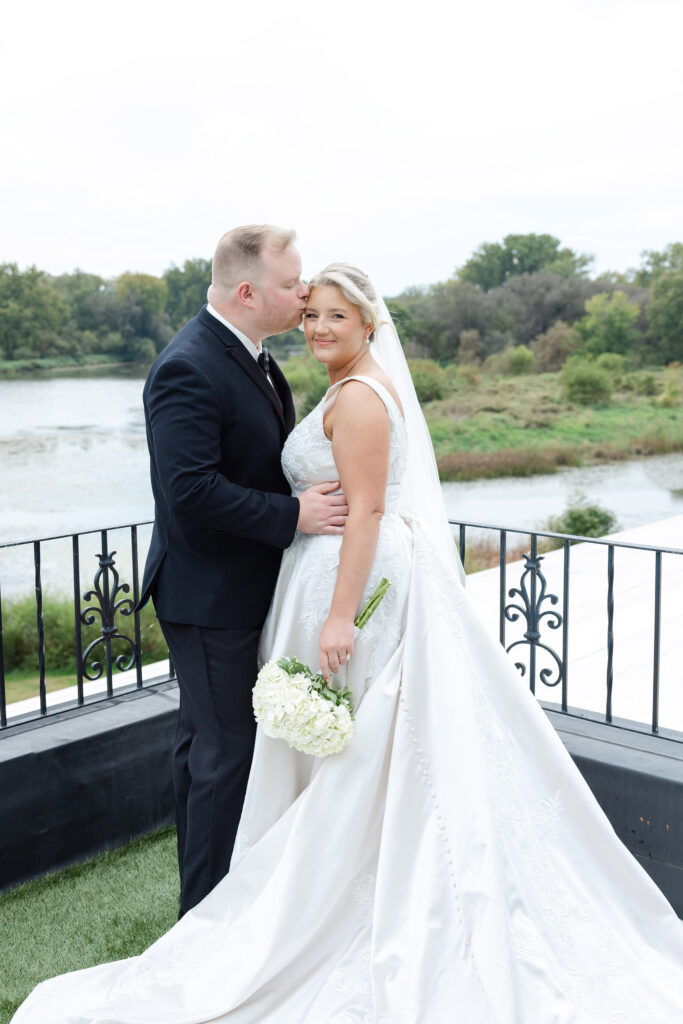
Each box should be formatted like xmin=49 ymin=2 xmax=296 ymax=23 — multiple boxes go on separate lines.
xmin=139 ymin=306 xmax=300 ymax=628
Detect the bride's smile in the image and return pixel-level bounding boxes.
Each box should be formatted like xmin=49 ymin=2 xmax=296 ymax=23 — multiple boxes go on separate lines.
xmin=303 ymin=285 xmax=373 ymax=382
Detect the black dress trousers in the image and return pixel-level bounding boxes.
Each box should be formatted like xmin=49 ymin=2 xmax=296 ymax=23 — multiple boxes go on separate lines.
xmin=159 ymin=619 xmax=261 ymax=915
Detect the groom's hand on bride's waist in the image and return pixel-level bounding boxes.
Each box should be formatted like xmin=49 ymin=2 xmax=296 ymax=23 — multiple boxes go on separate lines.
xmin=296 ymin=481 xmax=348 ymax=535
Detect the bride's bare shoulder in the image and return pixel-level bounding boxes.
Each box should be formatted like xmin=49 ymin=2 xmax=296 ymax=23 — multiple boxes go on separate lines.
xmin=336 ymin=362 xmax=404 ymax=418
xmin=336 ymin=373 xmax=403 ymax=419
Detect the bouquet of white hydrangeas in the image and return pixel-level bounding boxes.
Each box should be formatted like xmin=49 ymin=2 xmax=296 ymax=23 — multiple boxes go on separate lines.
xmin=253 ymin=578 xmax=390 ymax=757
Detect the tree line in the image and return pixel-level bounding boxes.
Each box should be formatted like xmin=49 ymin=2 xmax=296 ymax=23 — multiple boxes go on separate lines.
xmin=389 ymin=235 xmax=683 ymax=369
xmin=1 ymin=235 xmax=681 ymax=368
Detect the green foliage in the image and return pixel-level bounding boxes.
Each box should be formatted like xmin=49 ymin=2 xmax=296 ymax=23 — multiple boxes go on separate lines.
xmin=458 ymin=329 xmax=483 ymax=364
xmin=579 ymin=291 xmax=640 ymax=355
xmin=114 ymin=273 xmax=172 ymax=357
xmin=660 ymin=373 xmax=680 ymax=407
xmin=115 ymin=272 xmax=168 ymax=316
xmin=1 ymin=594 xmax=166 ymax=674
xmin=281 ymin=352 xmax=329 ymax=419
xmin=163 ymin=258 xmax=212 ymax=328
xmin=264 ymin=328 xmax=307 ymax=361
xmin=546 ymin=495 xmax=618 ymax=540
xmin=531 ymin=320 xmax=581 ymax=372
xmin=457 ymin=233 xmax=592 ymax=291
xmin=633 ymin=243 xmax=683 ymax=286
xmin=448 ymin=363 xmax=482 ymax=389
xmin=559 ymin=356 xmax=613 ymax=406
xmin=386 ymin=297 xmax=419 ymax=346
xmin=408 ymin=359 xmax=448 ymax=401
xmin=281 ymin=352 xmax=329 ymax=394
xmin=647 ymin=268 xmax=683 ymax=363
xmin=502 ymin=344 xmax=534 ymax=375
xmin=625 ymin=371 xmax=662 ymax=396
xmin=594 ymin=352 xmax=626 ymax=383
xmin=1 ymin=237 xmax=679 ymax=374
xmin=0 ymin=264 xmax=68 ymax=360
xmin=0 ymin=264 xmax=173 ymax=367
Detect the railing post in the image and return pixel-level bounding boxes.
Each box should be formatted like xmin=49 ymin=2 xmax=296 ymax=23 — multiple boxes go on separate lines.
xmin=499 ymin=530 xmax=507 ymax=648
xmin=652 ymin=550 xmax=662 ymax=734
xmin=131 ymin=525 xmax=143 ymax=689
xmin=72 ymin=535 xmax=84 ymax=705
xmin=34 ymin=541 xmax=47 ymax=716
xmin=528 ymin=534 xmax=538 ymax=695
xmin=0 ymin=582 xmax=6 ymax=728
xmin=561 ymin=539 xmax=570 ymax=713
xmin=605 ymin=545 xmax=615 ymax=723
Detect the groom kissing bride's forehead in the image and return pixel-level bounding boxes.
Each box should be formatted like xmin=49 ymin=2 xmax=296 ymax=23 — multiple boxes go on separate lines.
xmin=208 ymin=225 xmax=309 ymax=336
xmin=137 ymin=224 xmax=347 ymax=916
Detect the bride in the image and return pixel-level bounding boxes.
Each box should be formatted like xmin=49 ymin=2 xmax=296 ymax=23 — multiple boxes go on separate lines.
xmin=12 ymin=264 xmax=683 ymax=1023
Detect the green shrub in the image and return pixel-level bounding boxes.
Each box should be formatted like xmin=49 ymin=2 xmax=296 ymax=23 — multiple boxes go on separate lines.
xmin=299 ymin=381 xmax=329 ymax=419
xmin=502 ymin=344 xmax=534 ymax=375
xmin=407 ymin=359 xmax=447 ymax=402
xmin=281 ymin=353 xmax=329 ymax=395
xmin=1 ymin=594 xmax=166 ymax=675
xmin=282 ymin=352 xmax=330 ymax=420
xmin=450 ymin=363 xmax=482 ymax=389
xmin=628 ymin=372 xmax=662 ymax=396
xmin=660 ymin=374 xmax=680 ymax=407
xmin=457 ymin=329 xmax=483 ymax=365
xmin=546 ymin=495 xmax=618 ymax=541
xmin=559 ymin=357 xmax=613 ymax=406
xmin=531 ymin=321 xmax=581 ymax=372
xmin=594 ymin=352 xmax=625 ymax=382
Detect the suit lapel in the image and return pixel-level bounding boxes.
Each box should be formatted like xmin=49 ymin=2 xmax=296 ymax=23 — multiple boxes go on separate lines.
xmin=198 ymin=307 xmax=288 ymax=430
xmin=226 ymin=342 xmax=287 ymax=428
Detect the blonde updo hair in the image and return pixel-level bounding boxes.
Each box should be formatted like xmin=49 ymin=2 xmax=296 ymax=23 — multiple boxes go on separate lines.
xmin=307 ymin=262 xmax=381 ymax=341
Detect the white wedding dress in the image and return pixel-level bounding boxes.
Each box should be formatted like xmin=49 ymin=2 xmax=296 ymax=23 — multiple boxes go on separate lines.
xmin=12 ymin=376 xmax=683 ymax=1024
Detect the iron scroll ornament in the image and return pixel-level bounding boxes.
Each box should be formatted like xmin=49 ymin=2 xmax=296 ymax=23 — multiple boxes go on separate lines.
xmin=504 ymin=549 xmax=564 ymax=690
xmin=80 ymin=548 xmax=138 ymax=681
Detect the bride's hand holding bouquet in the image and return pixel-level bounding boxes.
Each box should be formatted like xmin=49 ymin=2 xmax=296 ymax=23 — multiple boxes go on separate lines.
xmin=253 ymin=578 xmax=390 ymax=757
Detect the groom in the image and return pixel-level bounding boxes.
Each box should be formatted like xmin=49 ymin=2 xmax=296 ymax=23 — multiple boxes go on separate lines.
xmin=139 ymin=225 xmax=347 ymax=915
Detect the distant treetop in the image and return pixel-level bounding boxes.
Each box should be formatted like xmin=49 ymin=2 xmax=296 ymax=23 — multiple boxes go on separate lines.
xmin=457 ymin=233 xmax=593 ymax=291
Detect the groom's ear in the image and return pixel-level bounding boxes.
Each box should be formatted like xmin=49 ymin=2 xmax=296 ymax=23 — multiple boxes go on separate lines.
xmin=236 ymin=280 xmax=255 ymax=307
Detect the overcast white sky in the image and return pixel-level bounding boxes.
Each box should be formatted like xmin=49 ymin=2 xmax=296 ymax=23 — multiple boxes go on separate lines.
xmin=1 ymin=0 xmax=682 ymax=295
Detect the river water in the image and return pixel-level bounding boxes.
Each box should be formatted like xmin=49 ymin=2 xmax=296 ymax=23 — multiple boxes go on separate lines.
xmin=1 ymin=370 xmax=683 ymax=597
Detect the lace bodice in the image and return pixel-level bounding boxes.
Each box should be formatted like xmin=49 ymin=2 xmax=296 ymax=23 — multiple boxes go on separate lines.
xmin=281 ymin=375 xmax=408 ymax=514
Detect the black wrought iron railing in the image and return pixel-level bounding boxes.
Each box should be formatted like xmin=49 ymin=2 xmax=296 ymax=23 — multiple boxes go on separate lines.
xmin=1 ymin=518 xmax=681 ymax=741
xmin=451 ymin=519 xmax=683 ymax=741
xmin=0 ymin=521 xmax=174 ymax=729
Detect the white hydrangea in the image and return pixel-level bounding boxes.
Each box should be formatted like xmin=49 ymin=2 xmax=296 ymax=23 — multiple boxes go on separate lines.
xmin=253 ymin=659 xmax=354 ymax=757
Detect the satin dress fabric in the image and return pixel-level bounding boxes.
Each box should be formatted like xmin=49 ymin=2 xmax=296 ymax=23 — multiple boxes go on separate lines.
xmin=12 ymin=377 xmax=683 ymax=1024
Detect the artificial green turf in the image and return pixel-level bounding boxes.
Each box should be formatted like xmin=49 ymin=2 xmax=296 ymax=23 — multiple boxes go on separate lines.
xmin=0 ymin=827 xmax=178 ymax=1023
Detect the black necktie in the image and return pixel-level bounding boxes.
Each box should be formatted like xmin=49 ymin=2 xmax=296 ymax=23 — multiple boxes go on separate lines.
xmin=257 ymin=347 xmax=283 ymax=414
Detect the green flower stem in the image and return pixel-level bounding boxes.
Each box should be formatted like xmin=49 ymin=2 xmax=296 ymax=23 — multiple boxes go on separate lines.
xmin=354 ymin=577 xmax=391 ymax=630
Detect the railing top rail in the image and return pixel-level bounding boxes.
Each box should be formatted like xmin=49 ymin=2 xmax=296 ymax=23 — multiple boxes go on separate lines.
xmin=448 ymin=518 xmax=683 ymax=557
xmin=0 ymin=521 xmax=154 ymax=551
xmin=1 ymin=517 xmax=681 ymax=557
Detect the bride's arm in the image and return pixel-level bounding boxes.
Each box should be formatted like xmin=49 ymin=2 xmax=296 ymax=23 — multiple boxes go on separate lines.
xmin=318 ymin=381 xmax=391 ymax=681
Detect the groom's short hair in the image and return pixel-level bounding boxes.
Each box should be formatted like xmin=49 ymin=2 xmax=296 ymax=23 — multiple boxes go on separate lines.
xmin=211 ymin=225 xmax=296 ymax=291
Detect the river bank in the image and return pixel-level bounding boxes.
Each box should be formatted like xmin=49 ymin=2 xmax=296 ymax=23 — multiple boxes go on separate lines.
xmin=0 ymin=356 xmax=145 ymax=378
xmin=424 ymin=365 xmax=683 ymax=480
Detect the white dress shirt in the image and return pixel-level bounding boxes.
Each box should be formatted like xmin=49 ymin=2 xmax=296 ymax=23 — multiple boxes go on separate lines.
xmin=206 ymin=303 xmax=261 ymax=360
